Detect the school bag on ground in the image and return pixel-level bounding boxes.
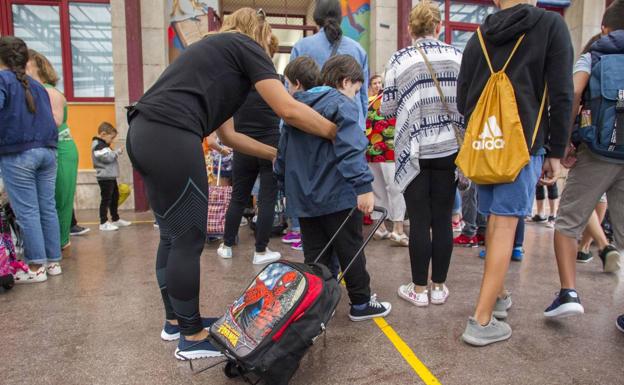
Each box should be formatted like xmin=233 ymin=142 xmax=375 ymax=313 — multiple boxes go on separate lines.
xmin=181 ymin=207 xmax=387 ymax=385
xmin=576 ymin=40 xmax=624 ymax=159
xmin=207 ymin=155 xmax=232 ymax=237
xmin=455 ymin=28 xmax=547 ymax=184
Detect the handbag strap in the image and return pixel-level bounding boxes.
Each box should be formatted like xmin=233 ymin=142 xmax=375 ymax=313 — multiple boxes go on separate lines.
xmin=216 ymin=154 xmax=222 ymax=187
xmin=415 ymin=45 xmax=463 ymax=146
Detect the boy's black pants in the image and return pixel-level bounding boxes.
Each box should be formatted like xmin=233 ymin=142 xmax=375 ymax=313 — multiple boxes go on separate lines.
xmin=299 ymin=209 xmax=371 ymax=305
xmin=98 ymin=179 xmax=119 ymax=224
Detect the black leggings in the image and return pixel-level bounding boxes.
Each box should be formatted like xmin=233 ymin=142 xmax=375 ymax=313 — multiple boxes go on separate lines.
xmin=535 ymin=183 xmax=559 ymax=200
xmin=404 ymin=154 xmax=457 ymax=286
xmin=223 ymin=151 xmax=278 ymax=252
xmin=98 ymin=179 xmax=119 ymax=224
xmin=127 ymin=114 xmax=207 ymax=336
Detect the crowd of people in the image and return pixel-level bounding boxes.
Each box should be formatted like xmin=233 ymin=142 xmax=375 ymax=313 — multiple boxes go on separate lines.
xmin=1 ymin=0 xmax=623 ymax=365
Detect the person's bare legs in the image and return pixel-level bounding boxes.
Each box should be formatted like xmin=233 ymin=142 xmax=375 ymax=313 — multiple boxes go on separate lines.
xmin=474 ymin=215 xmax=518 ymax=325
xmin=554 ymin=229 xmax=578 ymax=289
xmin=579 ymin=204 xmax=609 ymax=253
xmin=548 ymin=198 xmax=560 ymax=218
xmin=536 ymin=199 xmax=545 ymax=217
xmin=393 ymin=221 xmax=405 ymax=235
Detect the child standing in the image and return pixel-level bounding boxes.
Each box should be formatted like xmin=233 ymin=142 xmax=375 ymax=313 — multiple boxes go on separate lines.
xmin=91 ymin=122 xmax=131 ymax=231
xmin=275 ymin=55 xmax=392 ymax=321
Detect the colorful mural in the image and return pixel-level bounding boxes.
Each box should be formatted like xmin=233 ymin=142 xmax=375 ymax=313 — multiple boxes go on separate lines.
xmin=341 ymin=0 xmax=370 ymax=54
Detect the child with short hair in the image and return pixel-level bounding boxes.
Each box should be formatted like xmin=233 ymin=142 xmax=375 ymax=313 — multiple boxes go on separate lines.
xmin=91 ymin=122 xmax=131 ymax=231
xmin=275 ymin=55 xmax=392 ymax=321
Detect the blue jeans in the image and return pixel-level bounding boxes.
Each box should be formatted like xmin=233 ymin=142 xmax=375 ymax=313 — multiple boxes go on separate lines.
xmin=453 ymin=189 xmax=462 ymax=215
xmin=0 ymin=148 xmax=61 ymax=264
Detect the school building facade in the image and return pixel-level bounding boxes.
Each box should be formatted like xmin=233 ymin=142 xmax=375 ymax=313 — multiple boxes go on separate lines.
xmin=0 ymin=0 xmax=616 ymax=210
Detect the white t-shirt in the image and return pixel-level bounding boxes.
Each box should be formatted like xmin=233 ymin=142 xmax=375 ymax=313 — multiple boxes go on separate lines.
xmin=573 ymin=53 xmax=591 ymax=74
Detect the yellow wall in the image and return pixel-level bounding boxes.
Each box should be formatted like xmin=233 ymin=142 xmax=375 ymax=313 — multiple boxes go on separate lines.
xmin=67 ymin=103 xmax=116 ymax=170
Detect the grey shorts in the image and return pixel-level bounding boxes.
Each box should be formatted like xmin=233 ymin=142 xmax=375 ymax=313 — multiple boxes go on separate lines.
xmin=555 ymin=146 xmax=624 ymax=248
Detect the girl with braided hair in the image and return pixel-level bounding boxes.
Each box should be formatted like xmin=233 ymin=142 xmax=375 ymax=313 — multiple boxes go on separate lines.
xmin=0 ymin=36 xmax=61 ymax=283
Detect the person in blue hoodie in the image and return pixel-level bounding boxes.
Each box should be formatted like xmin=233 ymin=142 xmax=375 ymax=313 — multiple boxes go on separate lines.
xmin=275 ymin=55 xmax=392 ymax=322
xmin=0 ymin=36 xmax=61 ymax=283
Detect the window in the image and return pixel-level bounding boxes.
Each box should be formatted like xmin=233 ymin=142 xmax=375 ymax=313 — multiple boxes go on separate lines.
xmin=0 ymin=0 xmax=113 ymax=102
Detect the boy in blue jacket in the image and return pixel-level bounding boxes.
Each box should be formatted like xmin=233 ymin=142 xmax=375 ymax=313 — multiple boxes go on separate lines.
xmin=275 ymin=55 xmax=392 ymax=321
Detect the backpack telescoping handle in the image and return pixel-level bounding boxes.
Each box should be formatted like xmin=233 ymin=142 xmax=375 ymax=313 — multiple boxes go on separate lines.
xmin=313 ymin=206 xmax=388 ymax=282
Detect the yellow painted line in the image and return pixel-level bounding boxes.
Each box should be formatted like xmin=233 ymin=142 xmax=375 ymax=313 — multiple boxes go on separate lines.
xmin=78 ymin=220 xmax=156 ymax=226
xmin=373 ymin=317 xmax=442 ymax=385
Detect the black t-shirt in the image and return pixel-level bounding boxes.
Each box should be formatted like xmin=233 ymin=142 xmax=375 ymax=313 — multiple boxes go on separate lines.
xmin=233 ymin=88 xmax=280 ymax=146
xmin=135 ymin=33 xmax=279 ymax=138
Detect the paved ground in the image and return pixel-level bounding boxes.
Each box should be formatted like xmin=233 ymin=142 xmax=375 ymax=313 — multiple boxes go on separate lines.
xmin=1 ymin=210 xmax=623 ymax=385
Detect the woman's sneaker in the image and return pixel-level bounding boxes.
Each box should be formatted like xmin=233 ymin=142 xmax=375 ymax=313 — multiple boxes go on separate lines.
xmin=281 ymin=231 xmax=301 ymax=244
xmin=617 ymin=314 xmax=624 ymax=334
xmin=453 ymin=234 xmax=478 ymax=247
xmin=430 ymin=284 xmax=449 ymax=305
xmin=461 ymin=316 xmax=512 ymax=347
xmin=70 ymin=225 xmax=90 ymax=236
xmin=599 ymin=245 xmax=621 ymax=273
xmin=529 ymin=214 xmax=548 ymax=223
xmin=291 ymin=241 xmax=303 ymax=251
xmin=349 ymin=294 xmax=391 ymax=321
xmin=511 ymin=247 xmax=524 ymax=262
xmin=46 ymin=262 xmax=62 ymax=276
xmin=112 ymin=219 xmax=132 ymax=227
xmin=252 ymin=249 xmax=281 ymax=265
xmin=175 ymin=335 xmax=222 ymax=360
xmin=14 ymin=266 xmax=47 ymax=284
xmin=493 ymin=293 xmax=512 ymax=319
xmin=217 ymin=244 xmax=233 ymax=259
xmin=397 ymin=283 xmax=429 ymax=307
xmin=161 ymin=318 xmax=218 ymax=341
xmin=389 ymin=232 xmax=408 ymax=247
xmin=544 ymin=289 xmax=584 ymax=318
xmin=99 ymin=222 xmax=119 ymax=231
xmin=576 ymin=250 xmax=593 ymax=263
xmin=546 ymin=216 xmax=556 ymax=228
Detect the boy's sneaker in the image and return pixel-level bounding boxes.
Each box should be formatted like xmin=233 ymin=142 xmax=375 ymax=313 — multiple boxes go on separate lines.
xmin=511 ymin=247 xmax=524 ymax=262
xmin=493 ymin=294 xmax=512 ymax=319
xmin=349 ymin=294 xmax=391 ymax=321
xmin=70 ymin=225 xmax=90 ymax=236
xmin=253 ymin=249 xmax=281 ymax=265
xmin=174 ymin=335 xmax=222 ymax=360
xmin=461 ymin=316 xmax=512 ymax=347
xmin=576 ymin=250 xmax=593 ymax=263
xmin=161 ymin=317 xmax=218 ymax=341
xmin=544 ymin=289 xmax=584 ymax=319
xmin=112 ymin=219 xmax=132 ymax=227
xmin=281 ymin=231 xmax=301 ymax=244
xmin=291 ymin=241 xmax=303 ymax=251
xmin=217 ymin=243 xmax=232 ymax=259
xmin=46 ymin=262 xmax=62 ymax=276
xmin=99 ymin=222 xmax=119 ymax=231
xmin=240 ymin=217 xmax=248 ymax=227
xmin=14 ymin=266 xmax=47 ymax=284
xmin=530 ymin=214 xmax=548 ymax=223
xmin=453 ymin=234 xmax=478 ymax=247
xmin=397 ymin=283 xmax=429 ymax=307
xmin=617 ymin=314 xmax=624 ymax=334
xmin=452 ymin=220 xmax=464 ymax=232
xmin=430 ymin=284 xmax=449 ymax=305
xmin=599 ymin=245 xmax=621 ymax=273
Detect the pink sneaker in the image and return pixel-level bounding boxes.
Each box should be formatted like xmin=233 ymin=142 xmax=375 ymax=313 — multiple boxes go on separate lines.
xmin=291 ymin=241 xmax=303 ymax=251
xmin=281 ymin=232 xmax=301 ymax=244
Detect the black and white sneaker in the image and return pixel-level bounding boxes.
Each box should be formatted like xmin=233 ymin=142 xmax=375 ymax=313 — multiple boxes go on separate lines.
xmin=70 ymin=225 xmax=90 ymax=236
xmin=349 ymin=294 xmax=392 ymax=321
xmin=529 ymin=215 xmax=548 ymax=223
xmin=576 ymin=250 xmax=593 ymax=263
xmin=544 ymin=289 xmax=584 ymax=319
xmin=599 ymin=245 xmax=621 ymax=273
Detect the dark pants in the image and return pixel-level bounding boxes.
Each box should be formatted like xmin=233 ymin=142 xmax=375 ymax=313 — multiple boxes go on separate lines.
xmin=71 ymin=210 xmax=77 ymax=227
xmin=404 ymin=154 xmax=457 ymax=286
xmin=127 ymin=114 xmax=206 ymax=336
xmin=514 ymin=218 xmax=525 ymax=248
xmin=299 ymin=209 xmax=371 ymax=305
xmin=98 ymin=179 xmax=119 ymax=224
xmin=223 ymin=151 xmax=278 ymax=252
xmin=536 ymin=184 xmax=559 ymax=200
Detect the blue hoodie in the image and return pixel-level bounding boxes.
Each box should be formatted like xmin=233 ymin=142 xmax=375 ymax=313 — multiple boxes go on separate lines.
xmin=275 ymin=86 xmax=373 ymax=218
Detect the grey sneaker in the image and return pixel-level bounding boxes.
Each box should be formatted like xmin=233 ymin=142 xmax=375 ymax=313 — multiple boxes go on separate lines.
xmin=493 ymin=294 xmax=512 ymax=319
xmin=461 ymin=316 xmax=512 ymax=347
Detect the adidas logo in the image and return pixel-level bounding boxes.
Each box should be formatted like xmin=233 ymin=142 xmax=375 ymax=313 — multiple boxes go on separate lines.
xmin=472 ymin=116 xmax=505 ymax=150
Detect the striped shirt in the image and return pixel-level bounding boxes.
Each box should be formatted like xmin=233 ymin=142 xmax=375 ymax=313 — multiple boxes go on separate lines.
xmin=381 ymin=38 xmax=464 ymax=192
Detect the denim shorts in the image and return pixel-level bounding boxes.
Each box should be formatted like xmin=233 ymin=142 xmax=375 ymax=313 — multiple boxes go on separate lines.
xmin=477 ymin=154 xmax=544 ymax=218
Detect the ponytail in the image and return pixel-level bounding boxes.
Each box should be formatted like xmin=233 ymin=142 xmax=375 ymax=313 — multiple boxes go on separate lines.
xmin=323 ymin=17 xmax=342 ymax=45
xmin=313 ymin=0 xmax=343 ymax=45
xmin=0 ymin=36 xmax=36 ymax=113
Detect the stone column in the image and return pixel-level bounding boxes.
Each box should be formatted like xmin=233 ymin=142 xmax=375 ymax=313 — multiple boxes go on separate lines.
xmin=370 ymin=0 xmax=398 ymax=77
xmin=565 ymin=0 xmax=606 ymax=56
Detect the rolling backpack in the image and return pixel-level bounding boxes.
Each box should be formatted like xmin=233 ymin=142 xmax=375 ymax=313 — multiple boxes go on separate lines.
xmin=183 ymin=207 xmax=387 ymax=385
xmin=455 ymin=28 xmax=547 ymax=184
xmin=576 ymin=35 xmax=624 ymax=159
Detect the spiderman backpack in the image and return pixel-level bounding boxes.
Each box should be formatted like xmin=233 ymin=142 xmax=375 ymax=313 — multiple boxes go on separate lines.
xmin=188 ymin=207 xmax=386 ymax=385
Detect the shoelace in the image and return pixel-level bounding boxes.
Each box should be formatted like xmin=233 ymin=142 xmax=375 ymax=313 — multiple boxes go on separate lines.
xmin=369 ymin=294 xmax=383 ymax=309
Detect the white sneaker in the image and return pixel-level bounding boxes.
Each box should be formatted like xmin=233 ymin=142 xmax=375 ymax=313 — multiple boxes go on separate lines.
xmin=217 ymin=243 xmax=233 ymax=259
xmin=397 ymin=283 xmax=429 ymax=307
xmin=15 ymin=266 xmax=47 ymax=284
xmin=99 ymin=222 xmax=119 ymax=231
xmin=430 ymin=284 xmax=449 ymax=305
xmin=46 ymin=262 xmax=62 ymax=276
xmin=253 ymin=249 xmax=281 ymax=265
xmin=112 ymin=219 xmax=131 ymax=227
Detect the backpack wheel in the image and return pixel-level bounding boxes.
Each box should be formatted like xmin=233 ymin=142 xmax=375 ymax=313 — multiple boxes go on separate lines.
xmin=223 ymin=362 xmax=242 ymax=378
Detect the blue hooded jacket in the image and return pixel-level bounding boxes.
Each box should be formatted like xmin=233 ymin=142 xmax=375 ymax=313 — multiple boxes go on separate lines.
xmin=275 ymin=86 xmax=373 ymax=218
xmin=590 ymin=30 xmax=624 ymax=66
